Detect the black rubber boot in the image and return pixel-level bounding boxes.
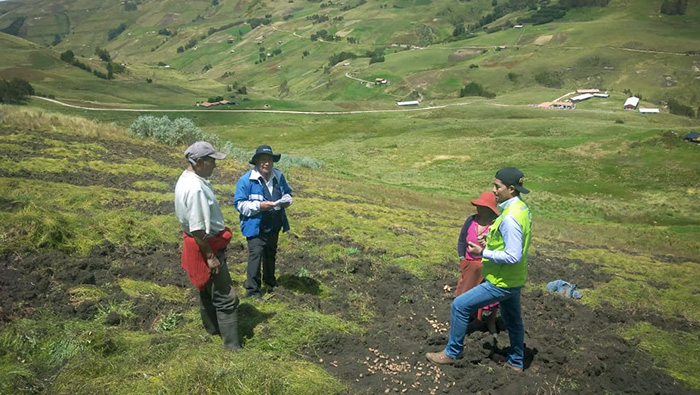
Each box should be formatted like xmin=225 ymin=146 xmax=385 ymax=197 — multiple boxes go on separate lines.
xmin=217 ymin=309 xmax=241 ymax=350
xmin=200 ymin=302 xmax=220 ymax=335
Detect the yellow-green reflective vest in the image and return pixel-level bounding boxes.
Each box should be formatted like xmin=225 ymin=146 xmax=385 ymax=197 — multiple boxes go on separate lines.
xmin=482 ymin=198 xmax=532 ymax=288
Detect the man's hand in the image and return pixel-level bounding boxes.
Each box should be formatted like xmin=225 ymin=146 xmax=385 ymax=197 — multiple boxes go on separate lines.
xmin=477 ymin=234 xmax=488 ymax=248
xmin=206 ymin=254 xmax=221 ymax=275
xmin=467 ymin=241 xmax=484 ymax=256
xmin=260 ymin=201 xmax=276 ymax=211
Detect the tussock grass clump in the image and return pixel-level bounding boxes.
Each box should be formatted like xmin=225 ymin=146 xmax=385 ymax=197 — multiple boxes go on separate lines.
xmin=0 ymin=180 xmax=176 ymax=255
xmin=117 ymin=278 xmax=188 ymax=302
xmin=53 ymin=345 xmax=347 ymax=395
xmin=0 ymin=316 xmax=115 ymax=393
xmin=68 ymin=285 xmax=110 ymax=304
xmin=243 ymin=301 xmax=361 ymax=354
xmin=0 ymin=309 xmax=349 ymax=395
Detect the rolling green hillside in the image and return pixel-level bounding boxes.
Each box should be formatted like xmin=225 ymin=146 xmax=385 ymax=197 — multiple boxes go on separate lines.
xmin=0 ymin=0 xmax=699 ymax=110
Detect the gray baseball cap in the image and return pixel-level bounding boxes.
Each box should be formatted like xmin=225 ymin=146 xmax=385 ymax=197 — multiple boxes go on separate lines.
xmin=184 ymin=141 xmax=226 ymax=160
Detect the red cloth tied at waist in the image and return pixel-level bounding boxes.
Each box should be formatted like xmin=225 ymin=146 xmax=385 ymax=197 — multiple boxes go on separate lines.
xmin=181 ymin=227 xmax=232 ymax=291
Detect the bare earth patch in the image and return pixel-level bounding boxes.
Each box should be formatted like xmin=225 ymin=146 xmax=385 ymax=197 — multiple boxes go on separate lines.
xmin=534 ymin=35 xmax=553 ymax=45
xmin=0 ymin=67 xmax=61 ymax=81
xmin=413 ymin=155 xmax=471 ymax=168
xmin=157 ymin=13 xmax=180 ymax=27
xmin=447 ymin=49 xmax=484 ymax=63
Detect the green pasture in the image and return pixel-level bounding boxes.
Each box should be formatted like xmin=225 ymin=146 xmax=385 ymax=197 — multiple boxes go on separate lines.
xmin=1 ymin=104 xmax=700 ymax=391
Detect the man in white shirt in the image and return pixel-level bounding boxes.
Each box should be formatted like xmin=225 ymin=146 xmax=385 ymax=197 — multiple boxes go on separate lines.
xmin=174 ymin=141 xmax=240 ymax=350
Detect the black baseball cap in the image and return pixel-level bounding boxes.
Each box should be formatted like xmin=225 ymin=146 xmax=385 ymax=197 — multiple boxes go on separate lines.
xmin=495 ymin=167 xmax=530 ymax=194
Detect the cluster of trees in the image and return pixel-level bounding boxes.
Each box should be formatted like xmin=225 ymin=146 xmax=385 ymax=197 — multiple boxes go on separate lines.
xmin=325 ymin=49 xmax=385 ymax=67
xmin=459 ymin=81 xmax=496 ymax=98
xmin=124 ymin=1 xmax=137 ymax=11
xmin=367 ymin=48 xmax=385 ymax=64
xmin=310 ymin=29 xmax=341 ymax=42
xmin=247 ymin=17 xmax=272 ymax=29
xmin=177 ymin=37 xmax=203 ymax=53
xmin=108 ymin=23 xmax=127 ymax=41
xmin=0 ymin=78 xmax=34 ymax=104
xmin=255 ymin=47 xmax=282 ymax=64
xmin=667 ymin=98 xmax=695 ymax=118
xmin=307 ymin=14 xmax=330 ymax=24
xmin=327 ymin=51 xmax=357 ymax=67
xmin=180 ymin=20 xmax=244 ymax=53
xmin=468 ymin=0 xmax=609 ymax=32
xmin=60 ymin=50 xmax=91 ymax=71
xmin=320 ymin=1 xmax=338 ymax=8
xmin=660 ymin=0 xmax=688 ymax=15
xmin=60 ymin=50 xmax=123 ymax=80
xmin=534 ymin=70 xmax=564 ymax=88
xmin=559 ymin=0 xmax=609 ymax=7
xmin=231 ymin=81 xmax=247 ymax=94
xmin=207 ymin=21 xmax=244 ymax=36
xmin=341 ymin=0 xmax=366 ymax=11
xmin=95 ymin=47 xmax=111 ymax=62
xmin=517 ymin=5 xmax=567 ymax=25
xmin=0 ymin=17 xmax=25 ymax=37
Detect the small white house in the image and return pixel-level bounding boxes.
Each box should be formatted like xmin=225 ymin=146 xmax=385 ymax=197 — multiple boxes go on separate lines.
xmin=638 ymin=108 xmax=659 ymax=114
xmin=570 ymin=93 xmax=594 ymax=102
xmin=396 ymin=100 xmax=419 ymax=106
xmin=593 ymin=93 xmax=609 ymax=98
xmin=624 ymin=96 xmax=640 ymax=110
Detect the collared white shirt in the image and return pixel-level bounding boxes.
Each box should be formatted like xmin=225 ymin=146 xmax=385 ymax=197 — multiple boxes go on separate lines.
xmin=174 ymin=170 xmax=225 ymax=236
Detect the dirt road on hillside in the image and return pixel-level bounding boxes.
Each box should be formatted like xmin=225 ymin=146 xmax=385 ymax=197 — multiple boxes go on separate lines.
xmin=32 ymin=96 xmax=469 ymax=114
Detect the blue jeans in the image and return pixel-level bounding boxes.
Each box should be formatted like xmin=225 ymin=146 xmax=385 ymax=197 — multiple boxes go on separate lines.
xmin=444 ymin=281 xmax=524 ymax=369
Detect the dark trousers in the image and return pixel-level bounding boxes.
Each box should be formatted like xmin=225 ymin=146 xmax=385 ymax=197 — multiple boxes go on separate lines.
xmin=245 ymin=230 xmax=280 ymax=296
xmin=199 ymin=250 xmax=239 ymax=335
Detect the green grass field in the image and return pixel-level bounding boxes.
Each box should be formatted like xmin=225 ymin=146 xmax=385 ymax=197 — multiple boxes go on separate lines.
xmin=1 ymin=104 xmax=699 ymax=392
xmin=1 ymin=0 xmax=700 ymax=391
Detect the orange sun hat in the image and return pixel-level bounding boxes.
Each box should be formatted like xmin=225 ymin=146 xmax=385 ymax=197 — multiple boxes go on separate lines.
xmin=470 ymin=191 xmax=500 ymax=216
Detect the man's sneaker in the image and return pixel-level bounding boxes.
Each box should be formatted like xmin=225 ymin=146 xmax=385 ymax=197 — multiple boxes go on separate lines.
xmin=425 ymin=351 xmax=455 ymax=365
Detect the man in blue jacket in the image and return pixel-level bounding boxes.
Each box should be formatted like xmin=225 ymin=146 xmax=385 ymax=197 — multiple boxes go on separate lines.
xmin=234 ymin=145 xmax=293 ymax=299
